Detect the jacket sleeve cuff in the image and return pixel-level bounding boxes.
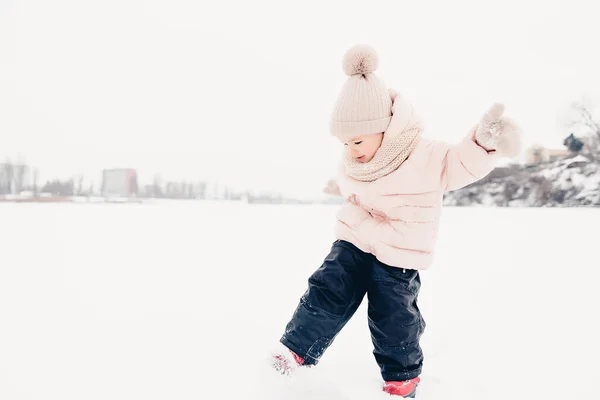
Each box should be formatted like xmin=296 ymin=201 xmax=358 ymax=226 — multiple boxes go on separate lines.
xmin=455 ymin=134 xmax=498 ymax=179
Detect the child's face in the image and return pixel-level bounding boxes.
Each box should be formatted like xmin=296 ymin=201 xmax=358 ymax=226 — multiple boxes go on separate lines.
xmin=343 ymin=133 xmax=383 ymax=163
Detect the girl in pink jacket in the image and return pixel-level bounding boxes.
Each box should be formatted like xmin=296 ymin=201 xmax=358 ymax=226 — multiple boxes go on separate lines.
xmin=271 ymin=44 xmax=522 ymax=398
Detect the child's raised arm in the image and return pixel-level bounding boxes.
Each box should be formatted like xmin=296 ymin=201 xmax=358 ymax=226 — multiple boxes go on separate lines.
xmin=440 ymin=103 xmax=522 ymax=192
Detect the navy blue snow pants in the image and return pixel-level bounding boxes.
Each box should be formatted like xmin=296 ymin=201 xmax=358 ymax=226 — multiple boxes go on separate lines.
xmin=280 ymin=240 xmax=425 ymax=382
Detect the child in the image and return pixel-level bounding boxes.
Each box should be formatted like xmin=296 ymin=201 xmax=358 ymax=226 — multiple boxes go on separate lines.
xmin=271 ymin=44 xmax=521 ymax=398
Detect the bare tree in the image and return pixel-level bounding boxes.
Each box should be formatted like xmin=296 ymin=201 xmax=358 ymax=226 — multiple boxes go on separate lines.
xmin=33 ymin=168 xmax=39 ymax=195
xmin=13 ymin=156 xmax=28 ymax=194
xmin=1 ymin=157 xmax=28 ymax=194
xmin=0 ymin=158 xmax=12 ymax=194
xmin=15 ymin=168 xmax=25 ymax=193
xmin=152 ymin=174 xmax=163 ymax=198
xmin=565 ymin=97 xmax=600 ymax=152
xmin=41 ymin=179 xmax=75 ymax=196
xmin=77 ymin=175 xmax=84 ymax=196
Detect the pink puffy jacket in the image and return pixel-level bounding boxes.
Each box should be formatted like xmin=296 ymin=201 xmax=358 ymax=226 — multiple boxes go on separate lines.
xmin=334 ymin=132 xmax=497 ymax=270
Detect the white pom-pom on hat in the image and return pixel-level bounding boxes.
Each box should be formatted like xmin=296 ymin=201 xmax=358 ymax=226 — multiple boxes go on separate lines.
xmin=342 ymin=44 xmax=379 ymax=76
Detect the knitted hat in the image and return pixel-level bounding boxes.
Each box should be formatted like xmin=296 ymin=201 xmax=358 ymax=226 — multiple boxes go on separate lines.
xmin=330 ymin=44 xmax=392 ymax=141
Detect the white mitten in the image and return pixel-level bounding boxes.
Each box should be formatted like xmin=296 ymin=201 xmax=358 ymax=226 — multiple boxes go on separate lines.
xmin=475 ymin=103 xmax=522 ymax=158
xmin=323 ymin=179 xmax=341 ymax=197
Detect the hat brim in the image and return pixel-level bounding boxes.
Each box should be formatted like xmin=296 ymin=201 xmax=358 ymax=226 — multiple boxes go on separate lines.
xmin=330 ymin=116 xmax=392 ymax=141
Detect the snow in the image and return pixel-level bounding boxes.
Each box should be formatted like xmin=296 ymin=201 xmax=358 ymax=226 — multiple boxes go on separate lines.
xmin=1 ymin=202 xmax=599 ymax=400
xmin=569 ymin=155 xmax=590 ymax=163
xmin=445 ymin=154 xmax=600 ymax=207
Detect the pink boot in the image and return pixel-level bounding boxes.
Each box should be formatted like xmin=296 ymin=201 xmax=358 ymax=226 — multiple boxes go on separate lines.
xmin=383 ymin=377 xmax=420 ymax=398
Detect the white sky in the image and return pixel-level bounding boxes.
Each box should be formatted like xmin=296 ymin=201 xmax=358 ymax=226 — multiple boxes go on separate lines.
xmin=1 ymin=0 xmax=600 ymax=198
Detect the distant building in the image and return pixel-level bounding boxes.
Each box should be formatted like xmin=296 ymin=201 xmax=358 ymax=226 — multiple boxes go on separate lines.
xmin=101 ymin=168 xmax=138 ymax=197
xmin=525 ymin=145 xmax=572 ymax=165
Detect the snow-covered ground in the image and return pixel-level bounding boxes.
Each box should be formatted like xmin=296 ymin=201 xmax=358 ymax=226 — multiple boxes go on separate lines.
xmin=0 ymin=202 xmax=598 ymax=400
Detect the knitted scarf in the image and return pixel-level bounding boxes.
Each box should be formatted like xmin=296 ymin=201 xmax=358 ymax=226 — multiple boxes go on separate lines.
xmin=343 ymin=96 xmax=423 ymax=182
